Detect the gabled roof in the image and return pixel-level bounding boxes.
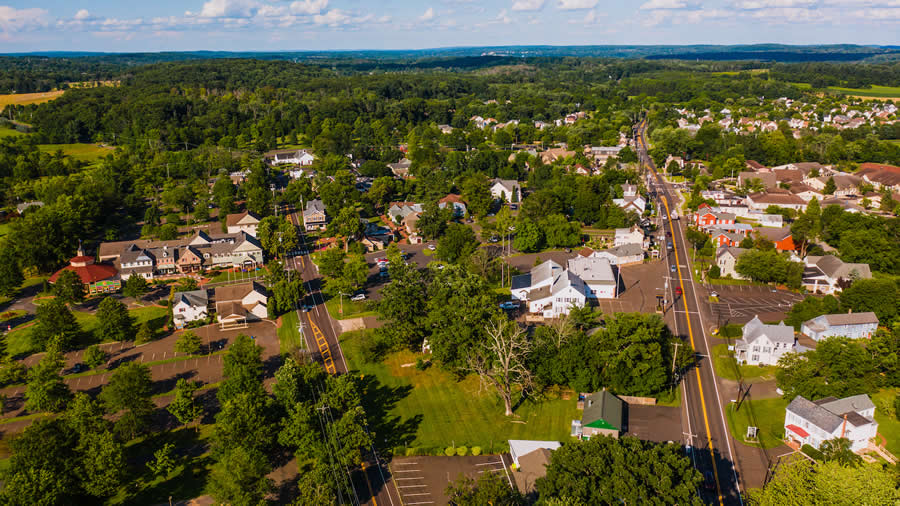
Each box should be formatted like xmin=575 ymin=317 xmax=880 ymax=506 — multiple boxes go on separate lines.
xmin=304 ymin=199 xmax=326 ymax=215
xmin=566 ymin=257 xmax=615 ymax=284
xmin=742 ymin=315 xmax=795 ymax=345
xmin=215 ymin=281 xmax=265 ymax=303
xmin=582 ymin=391 xmax=624 ymax=431
xmin=530 ymin=260 xmax=563 ymax=286
xmin=551 ymin=270 xmax=587 ymax=296
xmin=788 ymin=394 xmax=876 ymax=434
xmin=173 ymin=289 xmax=209 ymax=308
xmin=225 ymin=211 xmax=261 ymax=227
xmin=716 ymin=245 xmax=748 ymax=260
xmin=818 ymin=312 xmax=879 ymax=326
xmin=491 ymin=179 xmax=520 ymax=194
xmin=511 ymin=273 xmax=532 ymax=290
xmin=805 ymin=255 xmax=871 ymax=280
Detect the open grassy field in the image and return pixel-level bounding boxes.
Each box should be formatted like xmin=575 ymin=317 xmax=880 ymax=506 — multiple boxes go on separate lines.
xmin=725 ymin=396 xmax=788 ymax=449
xmin=37 ymin=143 xmax=114 ymax=162
xmin=828 ymin=85 xmax=900 ymax=99
xmin=324 ymin=295 xmax=377 ymax=321
xmin=6 ymin=304 xmax=168 ymax=357
xmin=0 ymin=126 xmax=26 ymax=138
xmin=277 ymin=310 xmax=306 ymax=354
xmin=711 ymin=344 xmax=778 ymax=382
xmin=871 ymin=388 xmax=900 ymax=456
xmin=341 ymin=330 xmax=580 ymax=453
xmin=0 ymin=91 xmax=64 ymax=107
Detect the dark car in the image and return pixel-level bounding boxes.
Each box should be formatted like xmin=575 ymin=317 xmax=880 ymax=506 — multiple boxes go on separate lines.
xmin=72 ymin=363 xmax=84 ymax=374
xmin=703 ymin=470 xmax=716 ymax=491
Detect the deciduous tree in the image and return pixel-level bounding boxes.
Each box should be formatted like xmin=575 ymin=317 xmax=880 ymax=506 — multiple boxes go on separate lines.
xmin=467 ymin=318 xmax=532 ymax=416
xmin=25 ymin=350 xmax=72 ymax=413
xmin=53 ymin=269 xmax=85 ymax=304
xmin=96 ymin=296 xmax=134 ymax=342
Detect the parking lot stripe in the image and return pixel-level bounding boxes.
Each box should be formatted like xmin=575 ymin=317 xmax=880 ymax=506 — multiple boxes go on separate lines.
xmin=402 ymin=493 xmax=431 ymax=496
xmin=475 ymin=461 xmax=503 ymax=466
xmin=397 ymin=485 xmax=427 ymax=488
xmin=395 ymin=477 xmax=424 ymax=481
xmin=405 ymin=502 xmax=434 ymax=505
xmin=393 ymin=462 xmax=419 ymax=465
xmin=393 ymin=469 xmax=421 ymax=473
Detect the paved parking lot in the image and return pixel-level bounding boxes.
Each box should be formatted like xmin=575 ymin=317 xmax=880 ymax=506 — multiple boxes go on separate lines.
xmin=389 ymin=455 xmax=513 ymax=505
xmin=624 ymin=404 xmax=684 ymax=443
xmin=708 ymin=285 xmax=805 ymax=325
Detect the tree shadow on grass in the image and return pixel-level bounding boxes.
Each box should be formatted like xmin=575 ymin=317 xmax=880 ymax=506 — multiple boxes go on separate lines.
xmin=355 ymin=374 xmax=420 ymax=456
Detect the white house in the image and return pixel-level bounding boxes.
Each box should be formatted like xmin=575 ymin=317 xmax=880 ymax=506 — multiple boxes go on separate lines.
xmin=491 ymin=179 xmax=521 ymax=202
xmin=215 ymin=282 xmax=268 ymax=325
xmin=588 ymin=244 xmax=644 ymax=266
xmin=511 ymin=260 xmax=563 ymax=302
xmin=801 ymin=312 xmax=879 ymax=341
xmin=567 ymin=256 xmax=617 ymax=299
xmin=785 ymin=394 xmax=877 ymax=453
xmin=225 ymin=211 xmax=261 ymax=237
xmin=265 ymin=149 xmax=315 ymax=166
xmin=745 ymin=191 xmax=808 ymax=212
xmin=613 ymin=195 xmax=646 ymax=214
xmin=802 ymin=255 xmax=872 ymax=294
xmin=172 ymin=289 xmax=209 ymax=329
xmin=733 ymin=316 xmax=809 ymax=366
xmin=528 ymin=270 xmax=587 ymax=318
xmin=614 ymin=225 xmax=644 ymax=247
xmin=715 ymin=245 xmax=748 ymax=280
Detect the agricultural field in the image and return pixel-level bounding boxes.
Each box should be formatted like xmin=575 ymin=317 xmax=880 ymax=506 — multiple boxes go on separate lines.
xmin=37 ymin=143 xmax=114 ymax=162
xmin=0 ymin=91 xmax=64 ymax=107
xmin=828 ymin=85 xmax=900 ymax=99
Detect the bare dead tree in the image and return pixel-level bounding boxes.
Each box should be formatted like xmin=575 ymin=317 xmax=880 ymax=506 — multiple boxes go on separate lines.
xmin=467 ymin=317 xmax=533 ymax=416
xmin=548 ymin=311 xmax=575 ymax=349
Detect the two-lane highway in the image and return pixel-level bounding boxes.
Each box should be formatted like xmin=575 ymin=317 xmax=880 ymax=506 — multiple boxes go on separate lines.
xmin=635 ymin=119 xmax=743 ymax=505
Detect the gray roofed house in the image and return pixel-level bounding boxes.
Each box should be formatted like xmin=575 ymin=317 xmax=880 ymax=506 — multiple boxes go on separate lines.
xmin=566 ymin=256 xmax=617 ymax=299
xmin=388 ymin=158 xmax=412 ymax=178
xmin=589 ymin=243 xmax=644 ymax=266
xmin=785 ymin=394 xmax=877 ymax=452
xmin=716 ymin=245 xmax=748 ymax=279
xmin=16 ymin=201 xmax=43 ymax=213
xmin=387 ymin=202 xmax=423 ymax=224
xmin=803 ymin=255 xmax=871 ymax=294
xmin=303 ymin=199 xmax=328 ymax=231
xmin=734 ymin=315 xmax=809 ymax=366
xmin=574 ymin=391 xmax=625 ymax=439
xmin=801 ymin=312 xmax=879 ymax=341
xmin=172 ymin=289 xmax=209 ymax=329
xmin=490 ymin=178 xmax=522 ymax=202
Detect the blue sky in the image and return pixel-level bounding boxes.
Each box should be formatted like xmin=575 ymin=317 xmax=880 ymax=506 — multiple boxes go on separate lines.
xmin=1 ymin=0 xmax=898 ymax=52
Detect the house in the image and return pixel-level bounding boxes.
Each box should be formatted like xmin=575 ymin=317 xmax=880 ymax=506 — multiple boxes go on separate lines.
xmin=572 ymin=391 xmax=624 ymax=439
xmin=387 ymin=158 xmax=412 ymax=178
xmin=614 ymin=225 xmax=644 ymax=247
xmin=857 ymin=163 xmax=900 ymax=192
xmin=16 ymin=201 xmax=43 ymax=213
xmin=360 ymin=235 xmax=389 ymax=253
xmin=588 ymin=244 xmax=644 ymax=266
xmin=540 ymin=147 xmax=577 ymax=164
xmin=695 ymin=208 xmax=736 ymax=227
xmin=567 ymin=256 xmax=617 ymax=299
xmin=710 ymin=231 xmax=745 ymax=248
xmin=387 ymin=202 xmax=423 ymax=224
xmin=613 ymin=195 xmax=646 ymax=214
xmin=802 ymin=255 xmax=872 ymax=294
xmin=438 ymin=194 xmax=467 ymax=218
xmin=214 ymin=282 xmax=268 ymax=326
xmin=508 ymin=440 xmax=559 ymax=496
xmin=801 ymin=312 xmax=879 ymax=341
xmin=745 ymin=191 xmax=808 ymax=212
xmin=745 ymin=160 xmax=766 ymax=171
xmin=789 ymin=183 xmax=824 ymax=202
xmin=49 ymin=248 xmax=120 ymax=295
xmin=784 ymin=394 xmax=877 ymax=453
xmin=738 ymin=171 xmax=777 ymax=190
xmin=804 ymin=174 xmax=861 ymax=198
xmin=172 ymin=289 xmax=209 ymax=329
xmin=490 ymin=179 xmax=521 ymax=202
xmin=716 ymin=245 xmax=748 ymax=279
xmin=754 ymin=227 xmax=795 ymax=252
xmin=734 ymin=316 xmax=810 ymax=366
xmin=302 ymin=199 xmax=328 ymax=232
xmin=527 ymin=270 xmax=587 ymax=318
xmin=225 ymin=211 xmax=261 ymax=237
xmin=264 ymin=149 xmax=315 ymax=166
xmin=588 ymin=146 xmax=623 ymax=164
xmin=754 ymin=214 xmax=783 ymax=228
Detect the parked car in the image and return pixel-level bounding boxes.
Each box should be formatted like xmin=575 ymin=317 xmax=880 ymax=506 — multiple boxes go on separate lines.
xmin=72 ymin=363 xmax=84 ymax=374
xmin=427 ymin=244 xmax=436 ymax=251
xmin=499 ymin=301 xmax=518 ymax=310
xmin=703 ymin=471 xmax=716 ymax=491
xmin=670 ymin=265 xmax=676 ymax=273
xmin=350 ymin=293 xmax=366 ymax=302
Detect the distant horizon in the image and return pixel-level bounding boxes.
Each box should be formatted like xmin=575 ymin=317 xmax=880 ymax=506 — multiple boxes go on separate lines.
xmin=1 ymin=1 xmax=899 ymax=53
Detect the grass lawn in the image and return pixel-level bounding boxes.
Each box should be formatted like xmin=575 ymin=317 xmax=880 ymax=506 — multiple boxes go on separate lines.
xmin=203 ymin=269 xmax=263 ymax=284
xmin=6 ymin=305 xmax=169 ymax=357
xmin=871 ymin=388 xmax=900 ymax=456
xmin=725 ymin=396 xmax=788 ymax=449
xmin=828 ymin=85 xmax=900 ymax=98
xmin=341 ymin=330 xmax=580 ymax=453
xmin=0 ymin=126 xmax=25 ymax=138
xmin=37 ymin=143 xmax=114 ymax=162
xmin=106 ymin=425 xmax=214 ymax=505
xmin=277 ymin=310 xmax=306 ymax=354
xmin=711 ymin=344 xmax=778 ymax=382
xmin=324 ymin=295 xmax=377 ymax=321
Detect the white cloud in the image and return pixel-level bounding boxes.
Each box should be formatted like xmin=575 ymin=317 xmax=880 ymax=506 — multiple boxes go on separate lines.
xmin=734 ymin=0 xmax=815 ymax=9
xmin=289 ymin=0 xmax=328 ymax=15
xmin=420 ymin=7 xmax=435 ymax=20
xmin=512 ymin=0 xmax=545 ymax=11
xmin=497 ymin=8 xmax=512 ymax=23
xmin=313 ymin=8 xmax=350 ymax=26
xmin=197 ymin=0 xmax=261 ymax=18
xmin=74 ymin=9 xmax=91 ymax=20
xmin=0 ymin=6 xmax=49 ymax=33
xmin=640 ymin=0 xmax=687 ymax=9
xmin=580 ymin=10 xmax=606 ymax=23
xmin=558 ymin=0 xmax=598 ymax=9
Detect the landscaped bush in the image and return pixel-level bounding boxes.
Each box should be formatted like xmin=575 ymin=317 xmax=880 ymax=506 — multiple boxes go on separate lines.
xmin=456 ymin=446 xmax=468 ymax=456
xmin=471 ymin=446 xmax=481 ymax=456
xmin=444 ymin=446 xmax=455 ymax=456
xmin=801 ymin=444 xmax=824 ymax=461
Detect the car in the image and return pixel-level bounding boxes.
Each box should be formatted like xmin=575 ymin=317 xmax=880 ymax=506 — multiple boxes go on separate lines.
xmin=499 ymin=301 xmax=518 ymax=310
xmin=509 ymin=203 xmax=518 ymax=210
xmin=710 ymin=291 xmax=718 ymax=298
xmin=427 ymin=244 xmax=436 ymax=251
xmin=72 ymin=363 xmax=84 ymax=374
xmin=489 ymin=235 xmax=500 ymax=243
xmin=300 ymin=305 xmax=312 ymax=312
xmin=670 ymin=265 xmax=676 ymax=273
xmin=703 ymin=471 xmax=716 ymax=491
xmin=350 ymin=293 xmax=366 ymax=302
xmin=674 ymin=286 xmax=683 ymax=297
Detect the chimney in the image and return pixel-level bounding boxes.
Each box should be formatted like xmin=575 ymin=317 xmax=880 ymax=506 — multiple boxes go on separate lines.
xmin=841 ymin=414 xmax=848 ymax=439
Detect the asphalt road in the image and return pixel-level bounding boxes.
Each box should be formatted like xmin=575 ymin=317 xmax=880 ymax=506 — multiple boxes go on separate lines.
xmin=636 ymin=119 xmax=743 ymax=505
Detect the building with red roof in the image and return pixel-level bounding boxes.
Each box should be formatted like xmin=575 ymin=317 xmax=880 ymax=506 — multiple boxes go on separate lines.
xmin=49 ymin=248 xmax=120 ymax=295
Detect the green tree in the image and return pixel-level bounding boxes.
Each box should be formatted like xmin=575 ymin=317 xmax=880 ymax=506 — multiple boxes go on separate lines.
xmin=53 ymin=269 xmax=85 ymax=304
xmin=134 ymin=320 xmax=154 ymax=344
xmin=461 ymin=174 xmax=493 ymax=218
xmin=327 ymin=206 xmax=364 ymax=245
xmin=218 ymin=334 xmax=264 ymax=404
xmin=25 ymin=350 xmax=72 ymax=413
xmin=146 ymin=442 xmax=177 ymax=477
xmin=746 ymin=459 xmax=899 ymax=505
xmin=95 ymin=296 xmax=133 ymax=342
xmin=83 ymin=344 xmax=108 ymax=369
xmin=208 ymin=446 xmax=273 ymax=506
xmin=257 ymin=215 xmax=298 ymax=259
xmin=785 ymin=295 xmax=840 ymax=330
xmin=317 ymin=247 xmax=346 ymax=279
xmin=839 ymin=278 xmax=899 ymax=322
xmin=168 ymin=379 xmax=203 ymax=428
xmin=513 ymin=218 xmax=544 ymax=253
xmin=100 ymin=362 xmax=154 ymax=439
xmin=437 ymin=223 xmax=479 ymax=264
xmin=446 ymin=470 xmax=524 ymax=506
xmin=157 ymin=223 xmax=178 ymax=240
xmin=416 ymin=202 xmax=452 ymax=240
xmin=819 ymin=437 xmax=862 ymax=467
xmin=540 ymin=214 xmax=581 ymax=249
xmin=376 ymin=261 xmax=429 ymax=350
xmin=122 ymin=274 xmax=149 ymax=299
xmin=0 ymin=244 xmax=24 ymax=297
xmin=31 ymin=298 xmax=81 ymax=351
xmin=213 ymin=175 xmax=237 ymax=217
xmin=177 ymin=277 xmax=199 ymax=291
xmin=775 ymin=337 xmax=879 ymax=400
xmin=791 ymin=197 xmax=821 ymax=257
xmin=536 ymin=436 xmax=702 ymax=505
xmin=342 ymin=255 xmax=369 ymax=292
xmin=214 ymin=391 xmax=276 ymax=454
xmin=175 ymin=331 xmax=202 ymax=355
xmin=2 ymin=419 xmax=78 ymax=504
xmin=78 ymin=429 xmax=126 ymax=497
xmin=823 ymin=176 xmax=837 ymax=195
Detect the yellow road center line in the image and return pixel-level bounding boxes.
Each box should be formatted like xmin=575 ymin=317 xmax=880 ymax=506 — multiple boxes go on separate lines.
xmin=362 ymin=462 xmax=378 ymax=506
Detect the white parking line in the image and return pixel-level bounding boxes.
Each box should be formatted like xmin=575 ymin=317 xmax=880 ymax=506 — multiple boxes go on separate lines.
xmin=397 ymin=485 xmax=427 ymax=489
xmin=402 ymin=493 xmax=431 ymax=497
xmin=475 ymin=461 xmax=503 ymax=466
xmin=395 ymin=478 xmax=425 ymax=481
xmin=406 ymin=502 xmax=434 ymax=505
xmin=393 ymin=469 xmax=422 ymax=473
xmin=393 ymin=462 xmax=419 ymax=465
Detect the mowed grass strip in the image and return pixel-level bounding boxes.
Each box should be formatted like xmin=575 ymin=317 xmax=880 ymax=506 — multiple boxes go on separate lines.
xmin=37 ymin=143 xmax=114 ymax=162
xmin=725 ymin=396 xmax=788 ymax=449
xmin=277 ymin=311 xmax=306 ymax=354
xmin=0 ymin=91 xmax=64 ymax=106
xmin=342 ymin=330 xmax=579 ymax=451
xmin=0 ymin=126 xmax=26 ymax=138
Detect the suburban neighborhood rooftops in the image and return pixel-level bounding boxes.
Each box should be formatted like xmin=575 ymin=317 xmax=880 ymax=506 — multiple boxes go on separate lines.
xmin=716 ymin=245 xmax=748 ymax=259
xmin=225 ymin=211 xmax=260 ymax=227
xmin=788 ymin=394 xmax=876 ymax=434
xmin=805 ymin=312 xmax=879 ymax=329
xmin=742 ymin=315 xmax=795 ymax=344
xmin=748 ymin=191 xmax=807 ymax=206
xmin=214 ymin=281 xmax=265 ymax=302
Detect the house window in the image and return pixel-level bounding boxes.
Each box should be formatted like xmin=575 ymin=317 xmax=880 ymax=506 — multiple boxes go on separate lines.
xmin=751 ymin=354 xmax=759 ymax=362
xmin=179 ymin=308 xmax=185 ymax=313
xmin=752 ymin=346 xmax=760 ymax=352
xmin=763 ymin=347 xmax=771 ymax=353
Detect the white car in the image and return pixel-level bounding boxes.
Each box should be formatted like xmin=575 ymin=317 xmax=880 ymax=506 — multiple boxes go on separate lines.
xmin=350 ymin=293 xmax=366 ymax=302
xmin=427 ymin=244 xmax=436 ymax=251
xmin=499 ymin=301 xmax=518 ymax=310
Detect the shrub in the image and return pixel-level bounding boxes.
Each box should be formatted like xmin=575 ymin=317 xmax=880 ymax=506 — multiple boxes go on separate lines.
xmin=444 ymin=446 xmax=455 ymax=456
xmin=456 ymin=446 xmax=468 ymax=456
xmin=801 ymin=444 xmax=824 ymax=461
xmin=894 ymin=395 xmax=900 ymax=420
xmin=83 ymin=345 xmax=108 ymax=369
xmin=415 ymin=358 xmax=430 ymax=371
xmin=471 ymin=446 xmax=481 ymax=456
